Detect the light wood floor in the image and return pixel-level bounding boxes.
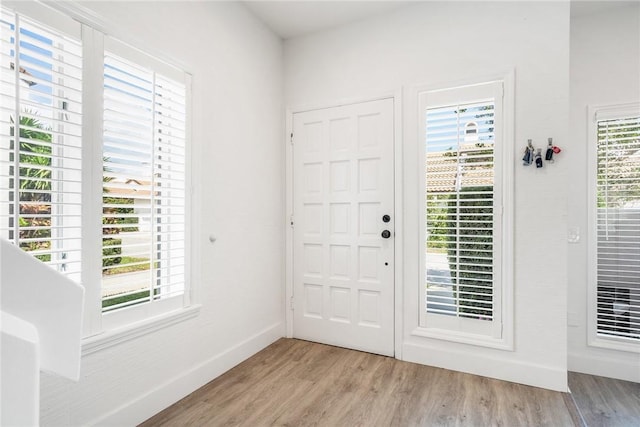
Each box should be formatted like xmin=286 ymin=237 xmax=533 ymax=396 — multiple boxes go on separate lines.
xmin=141 ymin=338 xmax=584 ymax=426
xmin=568 ymin=371 xmax=640 ymax=427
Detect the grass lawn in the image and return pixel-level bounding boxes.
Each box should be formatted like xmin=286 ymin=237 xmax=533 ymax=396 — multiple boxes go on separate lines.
xmin=102 ymin=290 xmax=150 ymax=309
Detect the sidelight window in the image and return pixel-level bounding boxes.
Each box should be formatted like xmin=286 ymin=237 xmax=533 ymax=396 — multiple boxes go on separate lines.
xmin=419 ymin=80 xmax=513 ymax=347
xmin=589 ymin=104 xmax=640 ymax=350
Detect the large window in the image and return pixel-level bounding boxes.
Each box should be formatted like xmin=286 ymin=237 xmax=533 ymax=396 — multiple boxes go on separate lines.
xmin=419 ymin=80 xmax=512 ymax=346
xmin=589 ymin=104 xmax=640 ymax=350
xmin=1 ymin=4 xmax=191 ymax=338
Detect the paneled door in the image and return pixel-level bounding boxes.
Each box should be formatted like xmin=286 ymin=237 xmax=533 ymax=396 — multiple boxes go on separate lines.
xmin=292 ymin=98 xmax=394 ymax=356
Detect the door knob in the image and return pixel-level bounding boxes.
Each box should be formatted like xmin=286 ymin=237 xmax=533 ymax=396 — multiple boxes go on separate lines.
xmin=381 ymin=230 xmax=391 ymax=239
xmin=382 ymin=214 xmax=391 ymax=223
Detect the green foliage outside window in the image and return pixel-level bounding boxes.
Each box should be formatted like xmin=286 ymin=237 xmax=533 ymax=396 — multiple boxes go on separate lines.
xmin=11 ymin=115 xmax=53 ymax=261
xmin=11 ymin=113 xmax=138 ymax=268
xmin=444 ymin=186 xmax=493 ymax=319
xmin=596 ymin=119 xmax=640 ymax=208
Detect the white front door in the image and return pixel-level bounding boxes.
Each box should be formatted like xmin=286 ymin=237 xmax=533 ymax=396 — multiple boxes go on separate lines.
xmin=292 ymin=98 xmax=395 ymax=356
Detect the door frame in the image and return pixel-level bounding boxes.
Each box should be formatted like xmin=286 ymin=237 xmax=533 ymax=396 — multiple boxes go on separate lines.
xmin=285 ymin=90 xmax=404 ymax=358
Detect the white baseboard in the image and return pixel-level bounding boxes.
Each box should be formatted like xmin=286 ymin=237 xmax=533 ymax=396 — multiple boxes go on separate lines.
xmin=569 ymin=351 xmax=640 ymax=383
xmin=91 ymin=322 xmax=284 ymax=426
xmin=402 ymin=342 xmax=568 ymax=392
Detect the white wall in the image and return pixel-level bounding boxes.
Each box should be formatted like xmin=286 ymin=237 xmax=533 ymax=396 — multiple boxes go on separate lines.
xmin=285 ymin=1 xmax=570 ymax=391
xmin=37 ymin=2 xmax=285 ymax=425
xmin=568 ymin=2 xmax=640 ymax=382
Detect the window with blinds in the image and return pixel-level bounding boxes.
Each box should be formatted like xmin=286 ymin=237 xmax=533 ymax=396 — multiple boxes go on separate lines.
xmin=419 ymin=80 xmax=509 ymax=343
xmin=595 ymin=113 xmax=640 ymax=341
xmin=0 ymin=9 xmax=83 ymax=282
xmin=425 ymin=100 xmax=495 ymax=321
xmin=1 ymin=4 xmax=191 ymax=335
xmin=102 ymin=50 xmax=186 ymax=312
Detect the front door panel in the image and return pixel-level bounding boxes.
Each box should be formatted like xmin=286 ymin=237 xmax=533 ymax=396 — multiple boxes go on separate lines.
xmin=292 ymin=98 xmax=394 ymax=356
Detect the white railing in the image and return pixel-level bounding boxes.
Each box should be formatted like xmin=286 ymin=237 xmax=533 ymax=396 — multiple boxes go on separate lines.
xmin=0 ymin=238 xmax=84 ymax=426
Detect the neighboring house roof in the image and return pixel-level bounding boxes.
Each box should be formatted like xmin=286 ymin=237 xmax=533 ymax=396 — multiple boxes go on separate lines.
xmin=426 ymin=142 xmax=494 ymax=193
xmin=105 ymin=179 xmax=154 ymax=197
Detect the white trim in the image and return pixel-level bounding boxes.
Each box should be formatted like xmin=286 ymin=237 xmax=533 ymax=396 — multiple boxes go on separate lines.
xmin=80 ymin=23 xmax=105 ymax=337
xmin=586 ymin=102 xmax=640 ymax=354
xmin=403 ymin=341 xmax=568 ymax=392
xmin=412 ymin=71 xmax=515 ymax=350
xmin=586 ymin=104 xmax=599 ymax=353
xmin=284 ymin=90 xmax=403 ymax=356
xmin=287 ymin=90 xmax=402 ymax=116
xmin=501 ymin=70 xmax=515 ymax=352
xmin=392 ymin=89 xmax=404 ymax=359
xmin=410 ymin=326 xmax=511 ymax=351
xmin=82 ymin=305 xmax=201 ymax=356
xmin=568 ymin=350 xmax=640 ymax=383
xmin=285 ymin=108 xmax=294 ymax=338
xmin=88 ymin=322 xmax=283 ymax=426
xmin=184 ymin=73 xmax=196 ymax=308
xmin=588 ymin=335 xmax=640 ymax=354
xmin=592 ymin=101 xmax=640 ymax=122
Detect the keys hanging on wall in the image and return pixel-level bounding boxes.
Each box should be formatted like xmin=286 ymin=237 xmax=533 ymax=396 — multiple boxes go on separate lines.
xmin=523 ymin=138 xmax=561 ymax=168
xmin=522 ymin=139 xmax=534 ymax=165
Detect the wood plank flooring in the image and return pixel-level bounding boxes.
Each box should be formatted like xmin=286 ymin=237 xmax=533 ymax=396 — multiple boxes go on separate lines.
xmin=141 ymin=338 xmax=579 ymax=426
xmin=568 ymin=371 xmax=640 ymax=427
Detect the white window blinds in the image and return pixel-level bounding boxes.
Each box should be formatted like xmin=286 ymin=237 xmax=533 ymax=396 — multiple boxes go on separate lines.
xmin=0 ymin=9 xmax=83 ymax=281
xmin=596 ymin=114 xmax=640 ymax=341
xmin=425 ymin=100 xmax=496 ymax=322
xmin=101 ymin=48 xmax=186 ymax=312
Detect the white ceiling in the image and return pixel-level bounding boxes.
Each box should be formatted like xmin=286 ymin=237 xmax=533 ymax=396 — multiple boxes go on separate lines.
xmin=245 ymin=1 xmax=640 ymax=40
xmin=243 ymin=1 xmax=413 ymax=39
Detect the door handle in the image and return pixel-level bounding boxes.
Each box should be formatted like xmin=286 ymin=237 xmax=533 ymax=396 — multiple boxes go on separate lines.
xmin=381 ymin=230 xmax=391 ymax=239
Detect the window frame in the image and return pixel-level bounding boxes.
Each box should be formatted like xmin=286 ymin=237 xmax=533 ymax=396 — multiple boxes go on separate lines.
xmin=587 ymin=102 xmax=640 ymax=354
xmin=2 ymin=1 xmax=198 ymax=347
xmin=414 ymin=75 xmax=514 ymax=350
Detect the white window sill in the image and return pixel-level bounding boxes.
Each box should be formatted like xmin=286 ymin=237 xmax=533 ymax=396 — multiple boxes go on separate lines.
xmin=589 ymin=335 xmax=640 ymax=354
xmin=81 ymin=305 xmax=201 ymax=356
xmin=411 ymin=326 xmax=513 ymax=351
